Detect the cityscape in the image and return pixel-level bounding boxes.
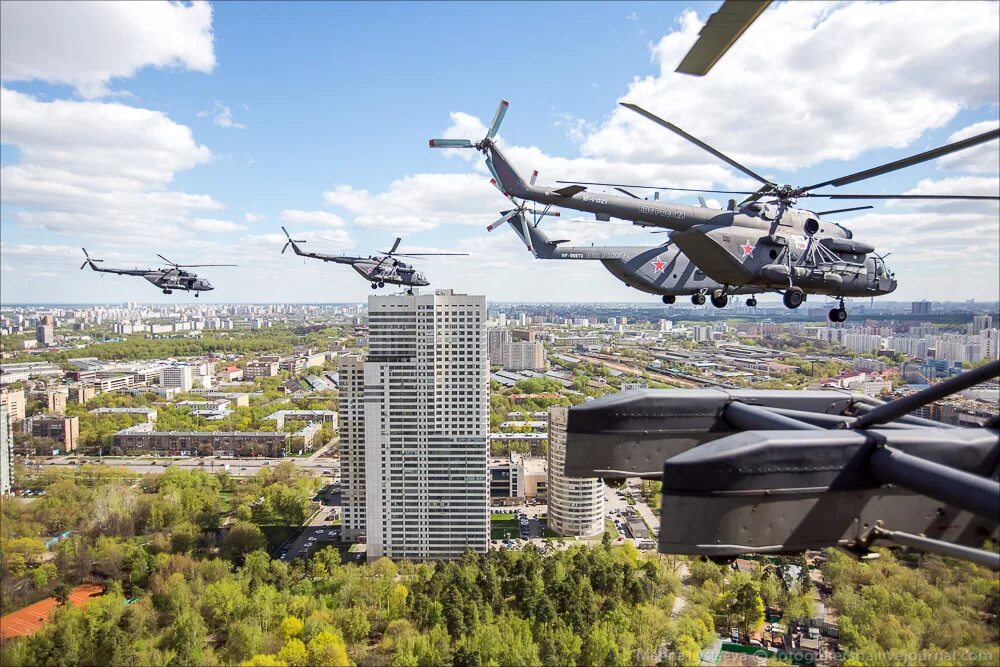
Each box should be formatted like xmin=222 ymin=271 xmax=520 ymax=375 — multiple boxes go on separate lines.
xmin=2 ymin=1 xmax=998 ymax=666
xmin=1 ymin=294 xmax=997 ymax=665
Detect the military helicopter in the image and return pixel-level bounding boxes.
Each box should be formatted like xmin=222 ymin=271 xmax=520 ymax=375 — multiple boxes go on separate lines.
xmin=493 ymin=208 xmax=759 ymax=305
xmin=430 ymin=100 xmax=998 ymax=321
xmin=79 ymin=249 xmax=232 ymax=296
xmin=281 ymin=227 xmax=466 ymax=294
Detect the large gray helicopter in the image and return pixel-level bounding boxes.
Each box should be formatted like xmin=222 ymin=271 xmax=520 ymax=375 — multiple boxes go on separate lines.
xmin=494 ymin=209 xmax=758 ymax=305
xmin=281 ymin=227 xmax=466 ymax=294
xmin=431 ymin=100 xmax=998 ymax=321
xmin=80 ymin=249 xmax=231 ymax=296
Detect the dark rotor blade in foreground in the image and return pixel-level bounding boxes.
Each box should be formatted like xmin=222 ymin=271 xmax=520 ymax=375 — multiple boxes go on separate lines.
xmin=799 ymin=127 xmax=1000 ymax=192
xmin=675 ymin=0 xmax=772 ymax=76
xmin=555 ymin=180 xmax=757 ymax=195
xmin=621 ymin=102 xmax=774 ymax=186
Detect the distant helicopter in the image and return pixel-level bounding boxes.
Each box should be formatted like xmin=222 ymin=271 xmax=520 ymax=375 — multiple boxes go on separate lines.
xmin=281 ymin=228 xmax=466 ymax=294
xmin=431 ymin=100 xmax=998 ymax=321
xmin=80 ymin=249 xmax=233 ymax=296
xmin=493 ymin=208 xmax=757 ymax=304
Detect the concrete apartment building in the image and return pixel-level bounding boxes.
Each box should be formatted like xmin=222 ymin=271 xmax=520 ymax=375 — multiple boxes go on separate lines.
xmin=25 ymin=416 xmax=79 ymax=454
xmin=546 ymin=406 xmax=604 ymax=537
xmin=244 ymin=361 xmax=280 ymax=379
xmin=502 ymin=341 xmax=546 ymax=371
xmin=114 ymin=425 xmax=288 ymax=457
xmin=0 ymin=388 xmax=26 ymax=425
xmin=67 ymin=383 xmax=97 ymax=405
xmin=29 ymin=389 xmax=67 ymax=416
xmin=341 ymin=290 xmax=489 ymax=560
xmin=160 ymin=366 xmax=194 ymax=392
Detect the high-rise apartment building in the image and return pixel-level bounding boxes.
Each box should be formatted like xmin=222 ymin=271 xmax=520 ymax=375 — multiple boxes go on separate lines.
xmin=338 ymin=353 xmax=367 ymax=542
xmin=546 ymin=406 xmax=604 ymax=537
xmin=35 ymin=323 xmax=54 ymax=346
xmin=911 ymin=301 xmax=932 ymax=315
xmin=487 ymin=328 xmax=510 ymax=366
xmin=341 ymin=290 xmax=489 ymax=560
xmin=502 ymin=341 xmax=545 ymax=371
xmin=1 ymin=405 xmax=13 ymax=495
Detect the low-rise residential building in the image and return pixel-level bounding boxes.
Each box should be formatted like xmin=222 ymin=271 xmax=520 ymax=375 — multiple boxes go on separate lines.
xmin=25 ymin=415 xmax=79 ymax=453
xmin=89 ymin=407 xmax=158 ymax=422
xmin=67 ymin=383 xmax=97 ymax=404
xmin=244 ymin=361 xmax=279 ymax=379
xmin=29 ymin=389 xmax=67 ymax=416
xmin=263 ymin=409 xmax=338 ymax=431
xmin=113 ymin=425 xmax=288 ymax=457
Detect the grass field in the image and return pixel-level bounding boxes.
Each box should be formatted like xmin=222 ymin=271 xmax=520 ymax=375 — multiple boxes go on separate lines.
xmin=490 ymin=513 xmax=519 ymax=540
xmin=604 ymin=519 xmax=620 ymax=540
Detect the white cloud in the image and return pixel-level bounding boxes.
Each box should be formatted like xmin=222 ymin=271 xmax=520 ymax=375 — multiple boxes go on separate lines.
xmin=244 ymin=213 xmax=265 ymax=223
xmin=0 ymin=0 xmax=215 ymax=98
xmin=1 ymin=88 xmax=222 ymax=242
xmin=582 ymin=1 xmax=999 ymax=172
xmin=279 ymin=209 xmax=346 ymax=228
xmin=938 ymin=121 xmax=1000 ymax=174
xmin=197 ymin=101 xmax=246 ymax=129
xmin=187 ymin=218 xmax=246 ymax=234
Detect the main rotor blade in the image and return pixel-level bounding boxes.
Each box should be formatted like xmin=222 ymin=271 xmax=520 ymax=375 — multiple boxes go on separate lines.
xmin=156 ymin=254 xmax=176 ymax=266
xmin=799 ymin=127 xmax=1000 ymax=192
xmin=814 ymin=206 xmax=875 ymax=216
xmin=487 ymin=209 xmax=520 ymax=232
xmin=487 ymin=99 xmax=509 ymax=139
xmin=675 ymin=0 xmax=772 ymax=76
xmin=808 ymin=193 xmax=1000 ymax=201
xmin=554 ymin=180 xmax=758 ymax=195
xmin=392 ymin=252 xmax=469 ymax=257
xmin=429 ymin=139 xmax=474 ymax=148
xmin=169 ymin=263 xmax=238 ymax=267
xmin=615 ymin=187 xmax=642 ymax=199
xmin=620 ymin=102 xmax=774 ymax=186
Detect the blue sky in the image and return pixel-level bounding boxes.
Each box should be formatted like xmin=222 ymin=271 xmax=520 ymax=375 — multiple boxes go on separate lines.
xmin=1 ymin=1 xmax=998 ymax=304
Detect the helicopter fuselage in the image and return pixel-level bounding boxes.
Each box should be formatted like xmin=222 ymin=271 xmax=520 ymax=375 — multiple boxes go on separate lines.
xmin=351 ymin=259 xmax=429 ymax=287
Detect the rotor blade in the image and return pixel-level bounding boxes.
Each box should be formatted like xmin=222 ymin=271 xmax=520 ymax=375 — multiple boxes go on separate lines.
xmin=487 ymin=99 xmax=509 ymax=139
xmin=814 ymin=205 xmax=875 ymax=216
xmin=170 ymin=264 xmax=238 ymax=267
xmin=675 ymin=0 xmax=772 ymax=76
xmin=81 ymin=247 xmax=90 ymax=258
xmin=487 ymin=209 xmax=520 ymax=232
xmin=614 ymin=187 xmax=642 ymax=199
xmin=387 ymin=238 xmax=401 ymax=255
xmin=529 ymin=170 xmax=538 ymax=186
xmin=282 ymin=243 xmax=290 ymax=254
xmin=485 ymin=157 xmax=507 ymax=194
xmin=738 ymin=184 xmax=775 ymax=206
xmin=554 ymin=180 xmax=758 ymax=196
xmin=620 ymin=102 xmax=774 ymax=185
xmin=520 ymin=212 xmax=535 ymax=256
xmin=281 ymin=226 xmax=290 ymax=238
xmin=80 ymin=262 xmax=87 ymax=270
xmin=157 ymin=254 xmax=176 ymax=266
xmin=429 ymin=139 xmax=474 ymax=148
xmin=392 ymin=252 xmax=469 ymax=257
xmin=808 ymin=193 xmax=1000 ymax=201
xmin=799 ymin=127 xmax=1000 ymax=191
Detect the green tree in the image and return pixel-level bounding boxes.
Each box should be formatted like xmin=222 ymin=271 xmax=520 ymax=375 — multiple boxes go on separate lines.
xmin=277 ymin=638 xmax=309 ymax=667
xmin=221 ymin=521 xmax=267 ymax=562
xmin=280 ymin=615 xmax=304 ymax=641
xmin=307 ymin=630 xmax=350 ymax=667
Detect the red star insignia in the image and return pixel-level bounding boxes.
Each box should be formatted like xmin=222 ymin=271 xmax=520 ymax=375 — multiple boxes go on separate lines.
xmin=740 ymin=240 xmax=755 ymax=258
xmin=652 ymin=257 xmax=665 ymax=273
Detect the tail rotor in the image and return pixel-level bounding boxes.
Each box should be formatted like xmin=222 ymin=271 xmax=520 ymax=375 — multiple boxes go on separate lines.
xmin=281 ymin=226 xmax=306 ymax=254
xmin=80 ymin=248 xmax=103 ymax=270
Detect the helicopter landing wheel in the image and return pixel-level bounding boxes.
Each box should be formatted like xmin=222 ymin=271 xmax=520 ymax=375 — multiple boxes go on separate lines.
xmin=195 ymin=293 xmax=199 ymax=298
xmin=691 ymin=293 xmax=706 ymax=306
xmin=378 ymin=281 xmax=385 ymax=288
xmin=710 ymin=290 xmax=728 ymax=308
xmin=371 ymin=283 xmax=378 ymax=289
xmin=662 ymin=294 xmax=676 ymax=305
xmin=782 ymin=287 xmax=804 ymax=309
xmin=746 ymin=297 xmax=757 ymax=307
xmin=407 ymin=289 xmax=414 ymax=296
xmin=828 ymin=307 xmax=848 ymax=323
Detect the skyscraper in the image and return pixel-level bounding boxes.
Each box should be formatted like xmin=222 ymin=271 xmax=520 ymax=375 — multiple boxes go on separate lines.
xmin=547 ymin=406 xmax=604 ymax=537
xmin=341 ymin=290 xmax=489 ymax=560
xmin=0 ymin=405 xmax=13 ymax=495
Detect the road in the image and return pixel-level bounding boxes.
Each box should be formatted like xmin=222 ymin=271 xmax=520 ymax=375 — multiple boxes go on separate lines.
xmin=34 ymin=454 xmax=340 ymax=478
